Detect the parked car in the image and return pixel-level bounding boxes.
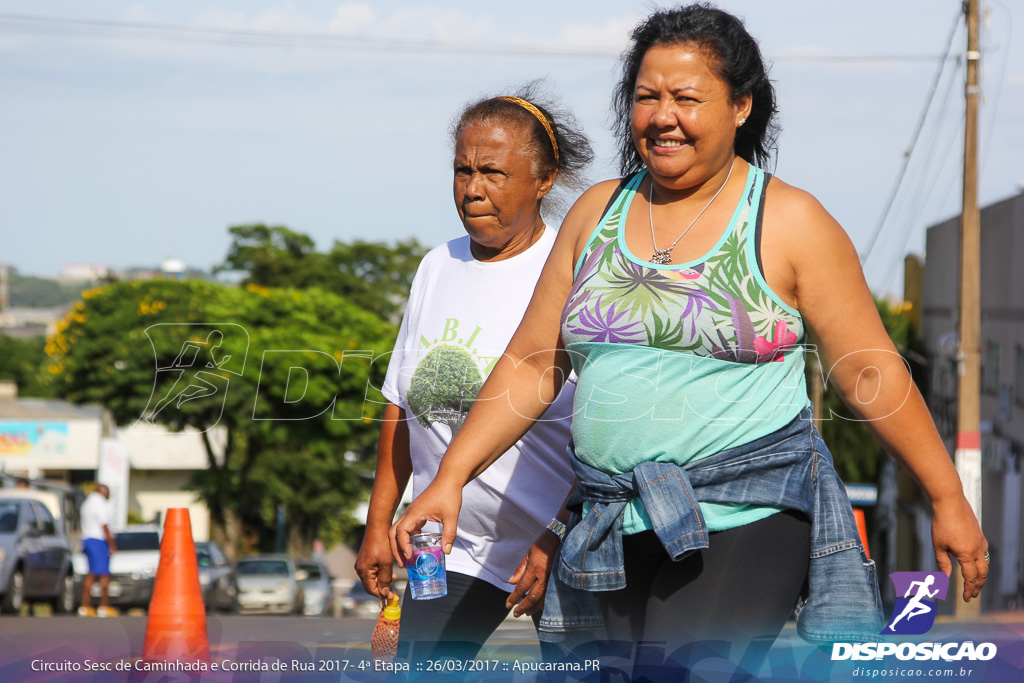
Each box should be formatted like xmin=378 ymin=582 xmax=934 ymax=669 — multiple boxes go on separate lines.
xmin=233 ymin=554 xmax=305 ymax=615
xmin=296 ymin=561 xmax=334 ymax=616
xmin=0 ymin=497 xmax=76 ymax=614
xmin=340 ymin=581 xmax=382 ymax=618
xmin=195 ymin=541 xmax=235 ymax=613
xmin=73 ymin=525 xmax=161 ymax=609
xmin=0 ymin=485 xmax=83 ymax=549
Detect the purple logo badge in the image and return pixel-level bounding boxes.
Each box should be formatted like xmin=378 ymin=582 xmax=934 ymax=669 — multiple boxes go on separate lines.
xmin=883 ymin=571 xmax=949 ymax=635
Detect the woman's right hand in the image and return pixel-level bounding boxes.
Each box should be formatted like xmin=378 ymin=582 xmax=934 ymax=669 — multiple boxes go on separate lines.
xmin=389 ymin=482 xmax=463 ymax=567
xmin=355 ymin=529 xmax=396 ymax=600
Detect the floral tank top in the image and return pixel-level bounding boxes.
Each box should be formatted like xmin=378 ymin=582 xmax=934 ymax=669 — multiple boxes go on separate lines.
xmin=560 ymin=165 xmax=811 ymax=532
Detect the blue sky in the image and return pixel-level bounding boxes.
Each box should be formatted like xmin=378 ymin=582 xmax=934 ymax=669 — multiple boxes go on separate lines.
xmin=1 ymin=1 xmax=1021 ymax=296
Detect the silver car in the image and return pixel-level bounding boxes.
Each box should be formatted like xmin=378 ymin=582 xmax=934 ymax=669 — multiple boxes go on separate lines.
xmin=196 ymin=541 xmax=236 ymax=613
xmin=296 ymin=561 xmax=334 ymax=616
xmin=0 ymin=497 xmax=76 ymax=614
xmin=233 ymin=555 xmax=305 ymax=615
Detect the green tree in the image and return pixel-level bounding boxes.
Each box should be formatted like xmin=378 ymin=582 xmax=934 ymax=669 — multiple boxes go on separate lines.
xmin=406 ymin=345 xmax=484 ymax=435
xmin=216 ymin=226 xmax=329 ymax=289
xmin=48 ymin=280 xmax=394 ymax=556
xmin=209 ymin=284 xmax=393 ymax=553
xmin=216 ymin=224 xmax=427 ymax=322
xmin=0 ymin=335 xmax=54 ymax=398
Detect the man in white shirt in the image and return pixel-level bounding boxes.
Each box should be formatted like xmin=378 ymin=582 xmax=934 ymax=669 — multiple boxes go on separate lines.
xmin=78 ymin=484 xmax=117 ymax=617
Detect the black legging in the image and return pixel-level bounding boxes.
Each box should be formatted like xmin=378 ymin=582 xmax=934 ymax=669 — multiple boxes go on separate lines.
xmin=398 ymin=571 xmax=512 ymax=663
xmin=600 ymin=509 xmax=811 ymax=668
xmin=398 ymin=571 xmax=557 ymax=664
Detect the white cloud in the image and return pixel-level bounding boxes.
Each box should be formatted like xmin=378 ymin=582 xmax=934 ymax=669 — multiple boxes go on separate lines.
xmin=329 ymin=4 xmax=494 ymax=42
xmin=122 ymin=4 xmax=167 ymax=23
xmin=327 ymin=4 xmax=376 ymax=35
xmin=557 ymin=16 xmax=637 ymax=52
xmin=190 ymin=6 xmax=321 ymax=33
xmin=69 ymin=4 xmax=501 ymax=72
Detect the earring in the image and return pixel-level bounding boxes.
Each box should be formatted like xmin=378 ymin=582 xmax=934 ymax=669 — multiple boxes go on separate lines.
xmin=737 ymin=118 xmax=747 ymax=127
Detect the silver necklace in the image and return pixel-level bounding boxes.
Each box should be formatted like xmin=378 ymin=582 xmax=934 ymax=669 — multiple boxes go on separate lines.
xmin=648 ymin=160 xmax=735 ymax=265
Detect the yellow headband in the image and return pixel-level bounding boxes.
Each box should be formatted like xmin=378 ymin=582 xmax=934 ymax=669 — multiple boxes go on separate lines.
xmin=496 ymin=96 xmax=559 ymax=167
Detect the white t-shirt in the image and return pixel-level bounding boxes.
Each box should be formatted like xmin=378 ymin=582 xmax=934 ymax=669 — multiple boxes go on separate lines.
xmin=80 ymin=491 xmax=112 ymax=541
xmin=382 ymin=227 xmax=575 ymax=591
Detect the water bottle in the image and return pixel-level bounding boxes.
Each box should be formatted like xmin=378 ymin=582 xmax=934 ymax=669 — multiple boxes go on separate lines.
xmin=371 ymin=593 xmax=401 ymax=665
xmin=407 ymin=533 xmax=448 ymax=600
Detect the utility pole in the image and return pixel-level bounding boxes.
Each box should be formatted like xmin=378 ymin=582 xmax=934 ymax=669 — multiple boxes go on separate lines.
xmin=0 ymin=262 xmax=8 ymax=311
xmin=954 ymin=0 xmax=982 ymax=621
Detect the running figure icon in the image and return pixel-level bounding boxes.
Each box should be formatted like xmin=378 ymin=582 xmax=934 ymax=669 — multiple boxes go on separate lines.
xmin=887 ymin=574 xmax=940 ymax=632
xmin=145 ymin=330 xmax=231 ymax=424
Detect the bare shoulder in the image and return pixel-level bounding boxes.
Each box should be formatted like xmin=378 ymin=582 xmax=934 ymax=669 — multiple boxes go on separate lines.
xmin=562 ymin=178 xmax=624 ymax=231
xmin=559 ymin=178 xmax=627 ymax=257
xmin=579 ymin=177 xmax=626 ymax=201
xmin=763 ymin=175 xmax=857 ymax=259
xmin=760 ymin=175 xmax=866 ymax=313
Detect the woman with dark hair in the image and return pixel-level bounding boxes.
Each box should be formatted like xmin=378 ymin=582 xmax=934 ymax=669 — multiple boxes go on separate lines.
xmin=392 ymin=2 xmax=988 ymax=668
xmin=356 ymin=84 xmax=593 ymax=663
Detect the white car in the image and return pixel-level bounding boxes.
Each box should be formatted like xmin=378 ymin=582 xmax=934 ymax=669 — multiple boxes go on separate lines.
xmin=73 ymin=525 xmax=161 ymax=609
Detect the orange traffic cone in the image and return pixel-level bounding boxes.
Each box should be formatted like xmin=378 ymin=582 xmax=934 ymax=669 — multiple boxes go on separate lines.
xmin=853 ymin=508 xmax=871 ymax=560
xmin=142 ymin=508 xmax=210 ymax=663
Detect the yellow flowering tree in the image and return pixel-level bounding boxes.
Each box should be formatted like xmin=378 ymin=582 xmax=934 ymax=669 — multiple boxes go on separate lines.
xmin=48 ymin=279 xmax=395 ymax=556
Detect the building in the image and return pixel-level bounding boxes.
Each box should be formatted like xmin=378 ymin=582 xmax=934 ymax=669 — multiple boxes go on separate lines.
xmin=0 ymin=306 xmax=67 ymax=338
xmin=118 ymin=421 xmax=224 ymax=540
xmin=917 ymin=190 xmax=1024 ymax=610
xmin=0 ymin=381 xmax=216 ymax=541
xmin=58 ymin=263 xmax=109 ymax=283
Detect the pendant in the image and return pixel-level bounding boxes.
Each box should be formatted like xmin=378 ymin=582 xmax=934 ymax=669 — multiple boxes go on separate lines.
xmin=650 ymin=248 xmax=672 ymax=265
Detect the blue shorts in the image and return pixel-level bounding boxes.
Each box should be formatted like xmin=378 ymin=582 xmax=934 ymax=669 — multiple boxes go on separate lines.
xmin=82 ymin=538 xmax=110 ymax=576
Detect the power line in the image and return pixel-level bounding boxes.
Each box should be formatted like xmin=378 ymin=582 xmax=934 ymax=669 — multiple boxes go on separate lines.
xmin=872 ymin=1 xmax=1013 ymax=294
xmin=878 ymin=112 xmax=964 ymax=296
xmin=979 ymin=0 xmax=1013 ymax=180
xmin=883 ymin=57 xmax=964 ymax=263
xmin=0 ymin=12 xmax=962 ymax=62
xmin=859 ymin=10 xmax=963 ymax=265
xmin=900 ymin=65 xmax=963 ymax=228
xmin=2 ymin=12 xmax=618 ymax=57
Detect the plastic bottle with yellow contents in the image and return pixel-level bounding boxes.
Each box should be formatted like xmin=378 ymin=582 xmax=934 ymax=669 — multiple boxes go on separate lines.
xmin=371 ymin=593 xmax=401 ymax=667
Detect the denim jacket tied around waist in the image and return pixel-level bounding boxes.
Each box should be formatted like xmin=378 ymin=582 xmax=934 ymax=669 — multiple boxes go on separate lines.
xmin=538 ymin=407 xmax=884 ymax=645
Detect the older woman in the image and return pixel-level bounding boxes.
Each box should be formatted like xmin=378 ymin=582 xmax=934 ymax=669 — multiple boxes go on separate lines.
xmin=391 ymin=3 xmax=988 ymax=668
xmin=355 ymin=87 xmax=592 ymax=662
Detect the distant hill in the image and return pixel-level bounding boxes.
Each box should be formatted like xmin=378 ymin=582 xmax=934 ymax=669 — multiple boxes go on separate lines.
xmin=4 ymin=266 xmax=210 ymax=308
xmin=7 ymin=268 xmax=91 ymax=308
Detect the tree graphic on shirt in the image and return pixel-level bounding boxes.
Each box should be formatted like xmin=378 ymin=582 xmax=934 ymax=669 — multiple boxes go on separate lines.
xmin=406 ymin=344 xmax=484 ymax=435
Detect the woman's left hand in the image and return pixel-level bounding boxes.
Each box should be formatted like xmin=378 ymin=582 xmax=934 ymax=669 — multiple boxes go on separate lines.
xmin=930 ymin=494 xmax=989 ymax=602
xmin=505 ymin=531 xmax=560 ymax=618
xmin=775 ymin=182 xmax=991 ymax=604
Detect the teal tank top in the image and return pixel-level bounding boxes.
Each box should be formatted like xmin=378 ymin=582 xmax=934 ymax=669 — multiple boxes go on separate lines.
xmin=560 ymin=165 xmax=811 ymax=533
